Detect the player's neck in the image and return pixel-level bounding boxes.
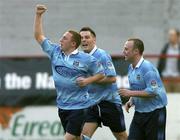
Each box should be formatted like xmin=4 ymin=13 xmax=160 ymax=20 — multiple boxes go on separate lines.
xmin=132 ymin=55 xmax=141 ymax=68
xmin=64 ymin=48 xmax=76 ymax=55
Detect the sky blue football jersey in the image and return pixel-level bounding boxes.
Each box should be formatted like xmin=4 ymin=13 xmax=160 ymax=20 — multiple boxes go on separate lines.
xmin=128 ymin=57 xmax=167 ymax=112
xmin=41 ymin=39 xmax=104 ymax=110
xmin=88 ymin=47 xmax=122 ymax=104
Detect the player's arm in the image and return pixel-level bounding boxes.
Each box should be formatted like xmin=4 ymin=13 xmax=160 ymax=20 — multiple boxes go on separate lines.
xmin=119 ymin=71 xmax=160 ymax=98
xmin=119 ymin=69 xmax=161 ymax=98
xmin=96 ymin=76 xmax=116 ymax=84
xmin=95 ymin=54 xmax=116 ymax=84
xmin=85 ymin=74 xmax=104 ymax=84
xmin=76 ymin=56 xmax=105 ymax=87
xmin=119 ymin=88 xmax=155 ymax=98
xmin=76 ymin=74 xmax=104 ymax=87
xmin=125 ymin=97 xmax=133 ymax=113
xmin=34 ymin=4 xmax=47 ymax=44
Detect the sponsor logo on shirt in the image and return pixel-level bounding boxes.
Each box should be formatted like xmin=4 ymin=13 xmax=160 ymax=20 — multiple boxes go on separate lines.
xmin=55 ymin=65 xmax=80 ymax=78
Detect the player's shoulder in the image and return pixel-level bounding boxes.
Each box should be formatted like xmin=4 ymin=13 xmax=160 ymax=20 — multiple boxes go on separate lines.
xmin=142 ymin=60 xmax=154 ymax=67
xmin=42 ymin=38 xmax=60 ymax=48
xmin=97 ymin=48 xmax=109 ymax=55
xmin=78 ymin=51 xmax=91 ymax=57
xmin=77 ymin=51 xmax=96 ymax=61
xmin=96 ymin=48 xmax=111 ymax=59
xmin=141 ymin=59 xmax=156 ymax=72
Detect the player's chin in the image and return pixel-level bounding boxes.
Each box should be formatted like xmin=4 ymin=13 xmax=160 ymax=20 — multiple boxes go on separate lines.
xmin=61 ymin=46 xmax=67 ymax=52
xmin=81 ymin=48 xmax=89 ymax=53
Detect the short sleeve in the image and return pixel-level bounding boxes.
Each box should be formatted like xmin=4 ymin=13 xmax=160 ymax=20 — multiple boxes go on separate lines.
xmin=87 ymin=56 xmax=104 ymax=75
xmin=41 ymin=38 xmax=59 ymax=58
xmin=144 ymin=70 xmax=161 ymax=95
xmin=101 ymin=55 xmax=116 ymax=76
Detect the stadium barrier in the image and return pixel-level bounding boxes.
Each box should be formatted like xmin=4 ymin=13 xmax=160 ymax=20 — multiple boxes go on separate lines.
xmin=0 ymin=54 xmax=180 ymax=140
xmin=0 ymin=54 xmax=179 ymax=105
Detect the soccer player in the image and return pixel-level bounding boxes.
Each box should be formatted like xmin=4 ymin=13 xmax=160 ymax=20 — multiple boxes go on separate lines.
xmin=34 ymin=5 xmax=104 ymax=140
xmin=119 ymin=38 xmax=168 ymax=140
xmin=79 ymin=27 xmax=127 ymax=140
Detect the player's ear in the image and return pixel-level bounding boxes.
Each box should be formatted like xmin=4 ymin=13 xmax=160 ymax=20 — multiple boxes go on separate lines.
xmin=71 ymin=41 xmax=76 ymax=47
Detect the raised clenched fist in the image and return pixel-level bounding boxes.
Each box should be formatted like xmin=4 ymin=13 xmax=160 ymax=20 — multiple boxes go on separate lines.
xmin=36 ymin=4 xmax=47 ymax=15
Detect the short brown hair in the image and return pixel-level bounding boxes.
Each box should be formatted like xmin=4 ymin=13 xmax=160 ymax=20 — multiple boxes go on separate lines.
xmin=68 ymin=30 xmax=81 ymax=48
xmin=128 ymin=38 xmax=144 ymax=55
xmin=80 ymin=27 xmax=96 ymax=38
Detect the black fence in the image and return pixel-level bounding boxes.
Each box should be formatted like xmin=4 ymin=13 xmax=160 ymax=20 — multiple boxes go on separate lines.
xmin=0 ymin=56 xmax=130 ymax=106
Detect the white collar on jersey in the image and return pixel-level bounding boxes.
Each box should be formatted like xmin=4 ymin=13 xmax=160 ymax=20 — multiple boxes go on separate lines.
xmin=130 ymin=56 xmax=144 ymax=69
xmin=89 ymin=45 xmax=98 ymax=55
xmin=70 ymin=49 xmax=78 ymax=55
xmin=62 ymin=49 xmax=78 ymax=61
xmin=62 ymin=48 xmax=78 ymax=56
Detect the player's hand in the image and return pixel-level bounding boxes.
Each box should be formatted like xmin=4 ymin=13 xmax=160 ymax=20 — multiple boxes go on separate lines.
xmin=125 ymin=101 xmax=133 ymax=113
xmin=36 ymin=4 xmax=47 ymax=15
xmin=76 ymin=77 xmax=89 ymax=87
xmin=118 ymin=88 xmax=132 ymax=97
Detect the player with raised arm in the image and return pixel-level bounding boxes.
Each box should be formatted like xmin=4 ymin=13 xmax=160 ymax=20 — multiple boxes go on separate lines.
xmin=34 ymin=5 xmax=104 ymax=140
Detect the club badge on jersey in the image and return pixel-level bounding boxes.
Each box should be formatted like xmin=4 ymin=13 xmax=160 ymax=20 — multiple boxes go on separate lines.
xmin=136 ymin=74 xmax=141 ymax=80
xmin=73 ymin=61 xmax=80 ymax=67
xmin=151 ymin=80 xmax=158 ymax=89
xmin=107 ymin=61 xmax=114 ymax=69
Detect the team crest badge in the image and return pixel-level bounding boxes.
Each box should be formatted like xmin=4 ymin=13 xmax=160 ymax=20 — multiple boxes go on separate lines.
xmin=107 ymin=61 xmax=112 ymax=67
xmin=73 ymin=61 xmax=79 ymax=67
xmin=136 ymin=74 xmax=141 ymax=80
xmin=151 ymin=80 xmax=158 ymax=88
xmin=107 ymin=61 xmax=113 ymax=69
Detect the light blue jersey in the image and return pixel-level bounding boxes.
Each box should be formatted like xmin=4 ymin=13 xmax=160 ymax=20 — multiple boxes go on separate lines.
xmin=41 ymin=39 xmax=104 ymax=110
xmin=128 ymin=57 xmax=167 ymax=112
xmin=88 ymin=46 xmax=122 ymax=104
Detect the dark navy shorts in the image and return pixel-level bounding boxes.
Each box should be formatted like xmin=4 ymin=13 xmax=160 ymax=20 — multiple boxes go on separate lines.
xmin=85 ymin=100 xmax=126 ymax=132
xmin=58 ymin=108 xmax=87 ymax=136
xmin=128 ymin=107 xmax=166 ymax=140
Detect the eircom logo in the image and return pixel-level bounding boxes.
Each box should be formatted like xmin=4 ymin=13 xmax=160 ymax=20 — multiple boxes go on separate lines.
xmin=0 ymin=106 xmax=64 ymax=140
